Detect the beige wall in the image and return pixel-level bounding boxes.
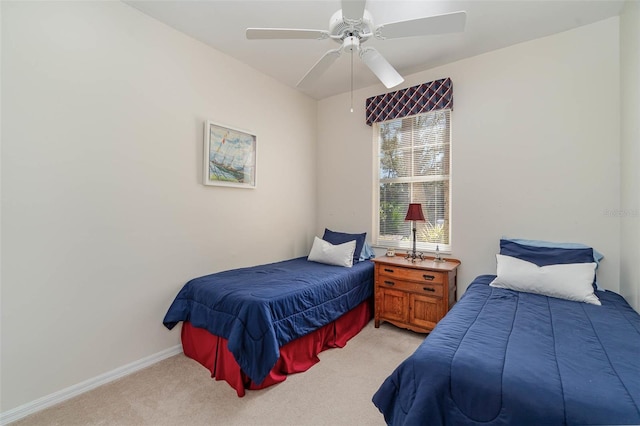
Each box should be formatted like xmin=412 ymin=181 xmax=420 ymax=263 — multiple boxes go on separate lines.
xmin=1 ymin=1 xmax=317 ymax=412
xmin=318 ymin=17 xmax=622 ymax=298
xmin=620 ymin=0 xmax=640 ymax=311
xmin=1 ymin=1 xmax=637 ymax=420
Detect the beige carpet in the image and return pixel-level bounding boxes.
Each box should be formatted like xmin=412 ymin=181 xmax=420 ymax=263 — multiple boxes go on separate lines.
xmin=13 ymin=322 xmax=425 ymax=426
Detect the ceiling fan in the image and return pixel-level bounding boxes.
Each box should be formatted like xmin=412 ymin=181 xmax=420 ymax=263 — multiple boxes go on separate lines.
xmin=246 ymin=0 xmax=466 ymax=90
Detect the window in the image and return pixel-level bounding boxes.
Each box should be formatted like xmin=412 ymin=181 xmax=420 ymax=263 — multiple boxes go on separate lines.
xmin=374 ymin=109 xmax=451 ymax=252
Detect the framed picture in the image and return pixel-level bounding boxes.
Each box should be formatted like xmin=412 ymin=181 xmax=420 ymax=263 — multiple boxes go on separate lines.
xmin=203 ymin=121 xmax=257 ymax=188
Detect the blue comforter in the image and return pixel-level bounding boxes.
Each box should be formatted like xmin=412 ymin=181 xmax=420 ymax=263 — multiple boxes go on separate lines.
xmin=163 ymin=257 xmax=374 ymax=384
xmin=373 ymin=275 xmax=640 ymax=425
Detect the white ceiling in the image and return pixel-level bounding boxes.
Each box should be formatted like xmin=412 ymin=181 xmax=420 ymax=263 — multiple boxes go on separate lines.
xmin=124 ymin=0 xmax=625 ymax=100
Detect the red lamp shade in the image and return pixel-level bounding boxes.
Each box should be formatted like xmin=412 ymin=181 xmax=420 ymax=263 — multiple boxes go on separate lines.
xmin=405 ymin=203 xmax=426 ymax=221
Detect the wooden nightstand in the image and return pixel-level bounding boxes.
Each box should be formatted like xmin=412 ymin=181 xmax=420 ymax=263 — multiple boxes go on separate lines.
xmin=372 ymin=255 xmax=461 ymax=334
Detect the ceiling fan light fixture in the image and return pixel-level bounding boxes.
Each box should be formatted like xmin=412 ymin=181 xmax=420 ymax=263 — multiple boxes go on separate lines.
xmin=343 ymin=36 xmax=360 ymax=52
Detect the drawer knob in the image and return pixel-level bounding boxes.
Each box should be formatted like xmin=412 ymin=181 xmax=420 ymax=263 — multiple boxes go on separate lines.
xmin=384 ymin=268 xmax=395 ymax=273
xmin=384 ymin=280 xmax=395 ymax=286
xmin=423 ymin=274 xmax=435 ymax=281
xmin=423 ymin=287 xmax=435 ymax=292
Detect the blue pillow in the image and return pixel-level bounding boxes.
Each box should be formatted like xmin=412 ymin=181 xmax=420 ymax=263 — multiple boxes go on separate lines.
xmin=505 ymin=238 xmax=604 ymax=265
xmin=323 ymin=229 xmax=366 ymax=263
xmin=500 ymin=239 xmax=594 ymax=266
xmin=499 ymin=239 xmax=602 ymax=291
xmin=359 ymin=241 xmax=376 ymax=261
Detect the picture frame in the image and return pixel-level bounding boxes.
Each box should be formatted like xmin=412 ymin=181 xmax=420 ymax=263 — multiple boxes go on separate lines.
xmin=203 ymin=121 xmax=257 ymax=188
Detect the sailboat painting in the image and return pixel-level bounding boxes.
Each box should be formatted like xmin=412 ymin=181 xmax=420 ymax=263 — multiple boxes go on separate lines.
xmin=203 ymin=121 xmax=256 ymax=188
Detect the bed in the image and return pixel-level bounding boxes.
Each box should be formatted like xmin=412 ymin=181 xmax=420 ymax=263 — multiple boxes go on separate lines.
xmin=163 ymin=234 xmax=375 ymax=396
xmin=373 ymin=240 xmax=640 ymax=426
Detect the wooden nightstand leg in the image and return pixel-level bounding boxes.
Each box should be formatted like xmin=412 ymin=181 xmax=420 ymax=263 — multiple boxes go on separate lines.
xmin=374 ymin=319 xmax=380 ymax=328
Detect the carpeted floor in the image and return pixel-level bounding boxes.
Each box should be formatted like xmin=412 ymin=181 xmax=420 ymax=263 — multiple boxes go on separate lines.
xmin=13 ymin=322 xmax=425 ymax=426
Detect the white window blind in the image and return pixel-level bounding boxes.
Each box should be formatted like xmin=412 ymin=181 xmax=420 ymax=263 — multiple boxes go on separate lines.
xmin=374 ymin=109 xmax=451 ymax=252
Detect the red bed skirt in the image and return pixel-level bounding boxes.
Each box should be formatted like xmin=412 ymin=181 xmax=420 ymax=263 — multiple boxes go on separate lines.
xmin=181 ymin=298 xmax=373 ymax=396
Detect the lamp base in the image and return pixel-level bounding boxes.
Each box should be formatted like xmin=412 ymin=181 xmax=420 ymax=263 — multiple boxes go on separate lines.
xmin=406 ymin=225 xmax=424 ymax=263
xmin=405 ymin=251 xmax=424 ymax=263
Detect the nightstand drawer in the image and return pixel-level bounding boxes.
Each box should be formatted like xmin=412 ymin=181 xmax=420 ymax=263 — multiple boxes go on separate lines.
xmin=378 ymin=266 xmax=445 ymax=284
xmin=378 ymin=279 xmax=444 ymax=298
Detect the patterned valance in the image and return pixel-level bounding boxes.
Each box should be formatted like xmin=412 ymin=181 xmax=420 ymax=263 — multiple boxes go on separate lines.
xmin=365 ymin=77 xmax=453 ymax=126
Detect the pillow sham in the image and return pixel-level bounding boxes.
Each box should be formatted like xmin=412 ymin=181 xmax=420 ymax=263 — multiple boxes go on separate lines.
xmin=323 ymin=229 xmax=366 ymax=263
xmin=503 ymin=238 xmax=604 ymax=265
xmin=500 ymin=238 xmax=604 ymax=291
xmin=490 ymin=254 xmax=600 ymax=305
xmin=308 ymin=236 xmax=356 ymax=268
xmin=500 ymin=239 xmax=594 ymax=266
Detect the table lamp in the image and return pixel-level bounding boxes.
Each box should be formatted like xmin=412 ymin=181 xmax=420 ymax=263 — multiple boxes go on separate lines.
xmin=404 ymin=203 xmax=425 ymax=262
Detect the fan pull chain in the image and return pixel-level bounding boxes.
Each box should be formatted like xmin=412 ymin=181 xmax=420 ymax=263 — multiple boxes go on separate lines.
xmin=350 ymin=48 xmax=354 ymax=113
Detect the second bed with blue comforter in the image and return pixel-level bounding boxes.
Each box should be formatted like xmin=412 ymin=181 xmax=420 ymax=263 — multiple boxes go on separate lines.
xmin=163 ymin=257 xmax=373 ymax=385
xmin=373 ymin=275 xmax=640 ymax=425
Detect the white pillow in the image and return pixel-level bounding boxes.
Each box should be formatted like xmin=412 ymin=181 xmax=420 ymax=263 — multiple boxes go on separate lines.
xmin=307 ymin=236 xmax=356 ymax=268
xmin=489 ymin=254 xmax=600 ymax=305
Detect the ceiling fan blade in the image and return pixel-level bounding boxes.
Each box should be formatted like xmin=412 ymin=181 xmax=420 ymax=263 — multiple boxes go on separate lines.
xmin=375 ymin=11 xmax=467 ymax=40
xmin=246 ymin=28 xmax=329 ymax=40
xmin=359 ymin=47 xmax=404 ymax=89
xmin=297 ymin=49 xmax=342 ymax=89
xmin=341 ymin=0 xmax=367 ymax=21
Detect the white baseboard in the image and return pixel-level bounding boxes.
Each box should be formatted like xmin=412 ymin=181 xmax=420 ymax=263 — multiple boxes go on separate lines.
xmin=0 ymin=345 xmax=183 ymax=425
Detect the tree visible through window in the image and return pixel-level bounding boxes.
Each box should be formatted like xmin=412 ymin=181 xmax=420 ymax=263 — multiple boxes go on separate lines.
xmin=375 ymin=109 xmax=451 ymax=251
